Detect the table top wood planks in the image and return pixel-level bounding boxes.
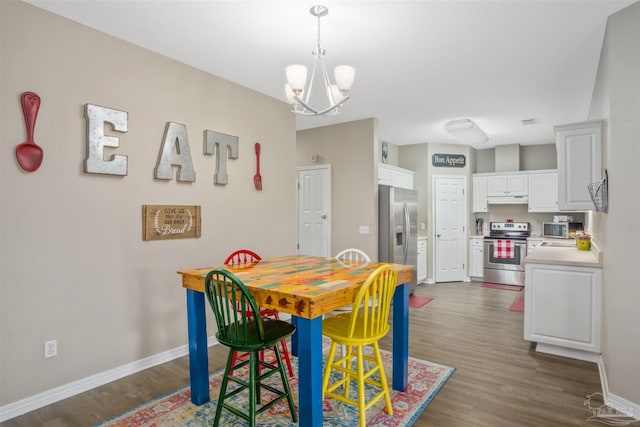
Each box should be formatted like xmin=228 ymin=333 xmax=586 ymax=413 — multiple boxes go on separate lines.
xmin=177 ymin=255 xmax=414 ymax=319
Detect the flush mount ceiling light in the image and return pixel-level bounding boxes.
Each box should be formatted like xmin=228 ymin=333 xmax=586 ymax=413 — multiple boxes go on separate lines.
xmin=285 ymin=5 xmax=355 ymax=116
xmin=443 ymin=119 xmax=488 ymax=144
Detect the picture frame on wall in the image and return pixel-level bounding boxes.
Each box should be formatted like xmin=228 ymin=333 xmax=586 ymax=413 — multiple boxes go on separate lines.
xmin=382 ymin=142 xmax=389 ymax=164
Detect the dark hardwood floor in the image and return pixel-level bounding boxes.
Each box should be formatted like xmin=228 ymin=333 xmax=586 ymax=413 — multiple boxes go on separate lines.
xmin=1 ymin=281 xmax=602 ymax=426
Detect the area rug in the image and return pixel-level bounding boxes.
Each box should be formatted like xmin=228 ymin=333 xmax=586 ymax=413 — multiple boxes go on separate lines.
xmin=481 ymin=283 xmax=524 ymax=291
xmin=96 ymin=339 xmax=455 ymax=427
xmin=509 ymin=295 xmax=525 ymax=312
xmin=409 ymin=295 xmax=434 ymax=309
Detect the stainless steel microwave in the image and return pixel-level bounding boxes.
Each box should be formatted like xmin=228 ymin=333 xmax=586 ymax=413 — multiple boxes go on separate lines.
xmin=542 ymin=222 xmax=583 ymax=239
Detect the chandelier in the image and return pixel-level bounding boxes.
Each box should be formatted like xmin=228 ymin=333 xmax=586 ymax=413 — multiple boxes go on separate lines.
xmin=285 ymin=5 xmax=355 ymax=116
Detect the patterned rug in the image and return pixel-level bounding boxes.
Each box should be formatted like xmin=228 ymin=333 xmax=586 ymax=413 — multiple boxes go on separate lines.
xmin=96 ymin=340 xmax=455 ymax=427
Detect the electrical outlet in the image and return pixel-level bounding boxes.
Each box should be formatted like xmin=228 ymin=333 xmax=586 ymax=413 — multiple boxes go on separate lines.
xmin=44 ymin=340 xmax=57 ymax=358
xmin=358 ymin=225 xmax=369 ymax=235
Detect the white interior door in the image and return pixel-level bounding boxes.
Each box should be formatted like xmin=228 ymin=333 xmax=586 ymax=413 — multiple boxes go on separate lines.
xmin=297 ymin=165 xmax=331 ymax=257
xmin=433 ymin=175 xmax=467 ymax=282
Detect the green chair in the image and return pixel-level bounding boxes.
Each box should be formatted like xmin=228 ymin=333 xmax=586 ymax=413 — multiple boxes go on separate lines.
xmin=204 ymin=268 xmax=297 ymax=427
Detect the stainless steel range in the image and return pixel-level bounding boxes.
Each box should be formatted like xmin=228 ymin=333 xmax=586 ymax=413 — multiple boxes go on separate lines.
xmin=483 ymin=222 xmax=530 ymax=286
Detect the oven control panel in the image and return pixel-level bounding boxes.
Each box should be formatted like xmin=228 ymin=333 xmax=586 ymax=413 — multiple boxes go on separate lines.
xmin=490 ymin=222 xmax=529 ymax=231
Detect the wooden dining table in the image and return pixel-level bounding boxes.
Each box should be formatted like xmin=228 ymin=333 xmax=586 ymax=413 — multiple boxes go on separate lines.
xmin=177 ymin=255 xmax=414 ymax=427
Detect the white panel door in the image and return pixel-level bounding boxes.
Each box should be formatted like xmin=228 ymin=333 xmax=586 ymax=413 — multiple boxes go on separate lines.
xmin=433 ymin=176 xmax=467 ymax=282
xmin=297 ymin=166 xmax=331 ymax=257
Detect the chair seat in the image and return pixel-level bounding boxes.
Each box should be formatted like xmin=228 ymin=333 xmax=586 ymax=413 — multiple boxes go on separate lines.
xmin=322 ymin=312 xmax=390 ymax=345
xmin=218 ymin=318 xmax=295 ymax=352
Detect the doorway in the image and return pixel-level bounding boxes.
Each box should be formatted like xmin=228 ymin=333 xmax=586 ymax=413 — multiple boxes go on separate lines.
xmin=297 ymin=165 xmax=331 ymax=257
xmin=432 ymin=175 xmax=467 ymax=282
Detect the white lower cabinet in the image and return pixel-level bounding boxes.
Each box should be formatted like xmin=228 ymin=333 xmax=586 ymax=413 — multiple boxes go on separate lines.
xmin=417 ymin=238 xmax=427 ymax=283
xmin=524 ymin=263 xmax=602 ymax=358
xmin=469 ymin=238 xmax=484 ymax=278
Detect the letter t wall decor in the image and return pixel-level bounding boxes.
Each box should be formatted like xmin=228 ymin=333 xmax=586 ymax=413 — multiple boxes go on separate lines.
xmin=204 ymin=130 xmax=239 ymax=185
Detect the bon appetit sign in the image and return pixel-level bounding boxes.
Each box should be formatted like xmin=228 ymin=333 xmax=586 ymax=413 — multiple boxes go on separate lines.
xmin=432 ymin=153 xmax=466 ymax=168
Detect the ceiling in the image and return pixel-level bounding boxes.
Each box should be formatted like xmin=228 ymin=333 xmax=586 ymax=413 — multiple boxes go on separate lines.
xmin=23 ymin=0 xmax=634 ymax=148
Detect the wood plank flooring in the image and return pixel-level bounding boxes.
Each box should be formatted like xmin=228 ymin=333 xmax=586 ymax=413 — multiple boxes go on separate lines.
xmin=1 ymin=281 xmax=602 ymax=426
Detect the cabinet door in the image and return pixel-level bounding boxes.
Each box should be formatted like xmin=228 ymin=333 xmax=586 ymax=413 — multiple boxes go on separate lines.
xmin=378 ymin=164 xmax=393 ymax=186
xmin=392 ymin=170 xmax=414 ymax=190
xmin=524 ymin=263 xmax=602 ymax=352
xmin=472 ymin=176 xmax=488 ymax=212
xmin=417 ymin=240 xmax=427 ymax=283
xmin=528 ymin=172 xmax=558 ymax=212
xmin=486 ymin=175 xmax=507 ymax=196
xmin=506 ymin=174 xmax=528 ymax=196
xmin=556 ymin=120 xmax=602 ymax=211
xmin=469 ymin=239 xmax=484 ymax=278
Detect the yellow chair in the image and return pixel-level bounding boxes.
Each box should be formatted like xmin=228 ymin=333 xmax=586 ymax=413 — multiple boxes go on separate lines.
xmin=321 ymin=264 xmax=397 ymax=427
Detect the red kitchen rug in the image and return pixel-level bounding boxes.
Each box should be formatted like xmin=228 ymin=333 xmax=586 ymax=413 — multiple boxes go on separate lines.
xmin=509 ymin=295 xmax=525 ymax=312
xmin=481 ymin=283 xmax=524 ymax=291
xmin=409 ymin=295 xmax=433 ymax=309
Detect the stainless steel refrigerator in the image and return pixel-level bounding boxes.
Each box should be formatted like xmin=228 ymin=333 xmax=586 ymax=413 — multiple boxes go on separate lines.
xmin=378 ymin=185 xmax=418 ymax=294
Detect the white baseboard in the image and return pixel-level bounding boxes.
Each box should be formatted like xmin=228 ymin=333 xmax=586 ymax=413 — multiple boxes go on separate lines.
xmin=425 ymin=278 xmax=435 ymax=284
xmin=463 ymin=277 xmax=471 ymax=282
xmin=0 ymin=337 xmax=220 ymax=423
xmin=597 ymin=356 xmax=640 ymax=420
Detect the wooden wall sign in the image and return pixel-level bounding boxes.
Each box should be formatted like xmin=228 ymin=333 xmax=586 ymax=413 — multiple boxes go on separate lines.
xmin=142 ymin=205 xmax=201 ymax=241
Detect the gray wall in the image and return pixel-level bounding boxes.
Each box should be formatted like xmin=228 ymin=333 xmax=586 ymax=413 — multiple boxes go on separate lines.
xmin=1 ymin=1 xmax=297 ymax=406
xmin=398 ymin=144 xmax=429 ymax=233
xmin=296 ymin=119 xmax=378 ymax=259
xmin=475 ymin=144 xmax=557 ymax=173
xmin=588 ymin=1 xmax=640 ymax=408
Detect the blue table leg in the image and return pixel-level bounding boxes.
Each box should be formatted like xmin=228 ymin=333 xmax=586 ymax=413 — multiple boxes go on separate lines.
xmin=186 ymin=289 xmax=210 ymax=405
xmin=392 ymin=282 xmax=409 ymax=391
xmin=295 ymin=316 xmax=323 ymax=427
xmin=290 ymin=316 xmax=299 ymax=357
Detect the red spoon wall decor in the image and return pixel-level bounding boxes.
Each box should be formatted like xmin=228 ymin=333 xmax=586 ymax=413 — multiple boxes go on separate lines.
xmin=16 ymin=91 xmax=43 ymax=172
xmin=254 ymin=142 xmax=263 ymax=190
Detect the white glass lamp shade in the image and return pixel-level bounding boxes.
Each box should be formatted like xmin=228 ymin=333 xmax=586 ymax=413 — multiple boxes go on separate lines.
xmin=329 ymin=85 xmax=345 ymax=104
xmin=443 ymin=119 xmax=488 ymax=144
xmin=334 ymin=65 xmax=355 ymax=92
xmin=286 ymin=65 xmax=308 ymax=94
xmin=285 ymin=83 xmax=298 ymax=104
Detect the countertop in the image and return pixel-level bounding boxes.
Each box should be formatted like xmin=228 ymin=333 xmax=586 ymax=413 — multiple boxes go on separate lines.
xmin=524 ymin=241 xmax=602 ymax=268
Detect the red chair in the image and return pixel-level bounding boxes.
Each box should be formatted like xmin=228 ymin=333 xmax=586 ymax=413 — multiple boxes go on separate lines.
xmin=224 ymin=250 xmax=294 ymax=376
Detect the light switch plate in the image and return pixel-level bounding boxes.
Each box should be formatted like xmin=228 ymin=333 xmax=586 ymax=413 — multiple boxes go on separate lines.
xmin=358 ymin=225 xmax=370 ymax=234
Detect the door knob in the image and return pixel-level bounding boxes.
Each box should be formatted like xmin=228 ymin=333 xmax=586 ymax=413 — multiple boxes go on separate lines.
xmin=321 ymin=214 xmax=327 ymax=219
xmin=436 ymin=234 xmax=441 ymax=238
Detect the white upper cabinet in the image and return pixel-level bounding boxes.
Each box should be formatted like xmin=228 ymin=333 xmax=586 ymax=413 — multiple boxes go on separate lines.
xmin=486 ymin=173 xmax=528 ymax=196
xmin=472 ymin=175 xmax=488 ymax=213
xmin=528 ymin=171 xmax=558 ymax=212
xmin=555 ymin=120 xmax=602 ymax=211
xmin=378 ymin=163 xmax=414 ymax=190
